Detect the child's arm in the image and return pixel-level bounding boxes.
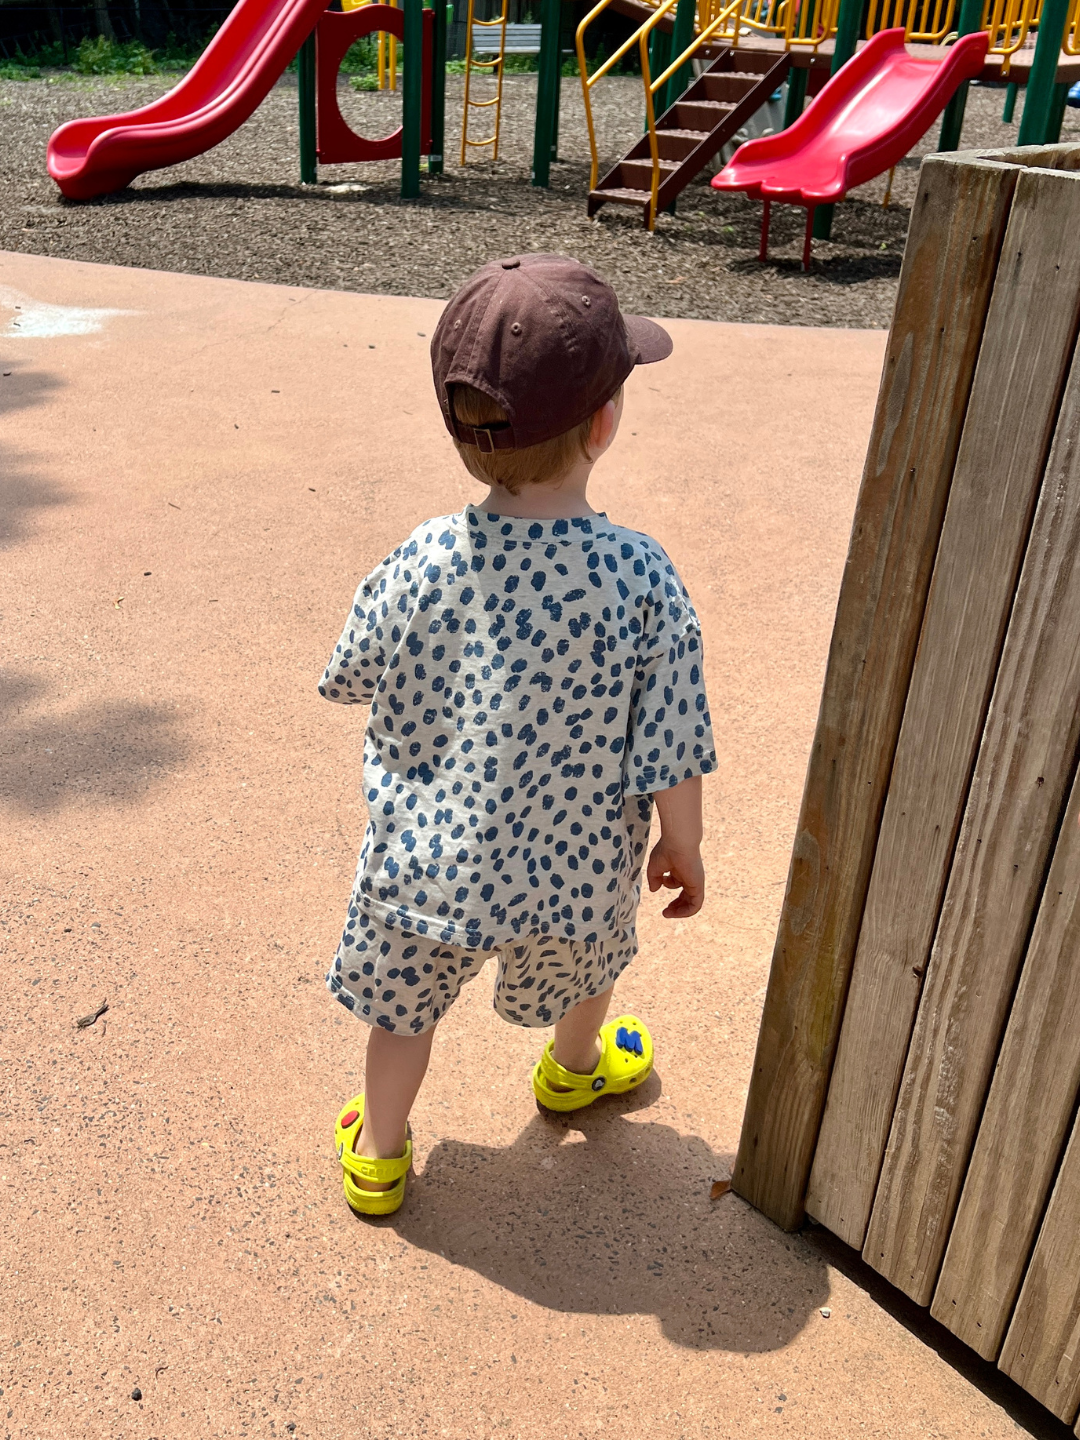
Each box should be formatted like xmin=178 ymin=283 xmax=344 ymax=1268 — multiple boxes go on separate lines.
xmin=647 ymin=776 xmax=705 ymax=919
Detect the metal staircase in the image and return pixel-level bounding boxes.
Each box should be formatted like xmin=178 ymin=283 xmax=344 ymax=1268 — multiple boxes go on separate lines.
xmin=587 ymin=48 xmax=790 ymax=225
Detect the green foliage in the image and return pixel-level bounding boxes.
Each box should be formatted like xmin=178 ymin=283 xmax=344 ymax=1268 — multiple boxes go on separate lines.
xmin=340 ymin=35 xmax=381 ymax=73
xmin=350 ymin=71 xmax=381 ymax=89
xmin=74 ymin=36 xmax=160 ymax=74
xmin=0 ymin=58 xmax=42 ymax=79
xmin=0 ymin=28 xmax=213 ymax=79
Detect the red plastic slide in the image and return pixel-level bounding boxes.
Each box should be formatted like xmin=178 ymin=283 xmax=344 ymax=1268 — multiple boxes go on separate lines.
xmin=48 ymin=0 xmax=328 ymax=199
xmin=712 ymin=28 xmax=989 ymax=208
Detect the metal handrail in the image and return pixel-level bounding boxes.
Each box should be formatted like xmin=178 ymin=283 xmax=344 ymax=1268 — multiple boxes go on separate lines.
xmin=577 ymin=0 xmax=685 ymax=191
xmin=736 ymin=0 xmax=836 ymax=47
xmin=640 ymin=0 xmax=746 ymax=228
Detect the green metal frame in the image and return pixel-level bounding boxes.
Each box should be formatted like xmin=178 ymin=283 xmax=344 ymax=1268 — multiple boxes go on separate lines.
xmin=1002 ymin=78 xmax=1019 ymax=121
xmin=810 ymin=0 xmax=853 ymax=238
xmin=937 ymin=0 xmax=983 ymax=149
xmin=429 ymin=0 xmax=448 ymax=174
xmin=663 ymin=0 xmax=697 ymax=111
xmin=532 ymin=0 xmax=562 ymax=185
xmin=1019 ymin=0 xmax=1071 ymax=143
xmin=298 ymin=30 xmax=317 ymax=184
xmin=402 ymin=0 xmax=424 ymax=197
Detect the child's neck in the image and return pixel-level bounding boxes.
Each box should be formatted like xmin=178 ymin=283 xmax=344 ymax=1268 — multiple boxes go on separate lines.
xmin=479 ymin=464 xmax=597 ymax=520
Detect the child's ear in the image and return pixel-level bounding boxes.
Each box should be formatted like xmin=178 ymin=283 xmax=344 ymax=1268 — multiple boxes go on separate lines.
xmin=588 ymin=399 xmax=616 ymax=456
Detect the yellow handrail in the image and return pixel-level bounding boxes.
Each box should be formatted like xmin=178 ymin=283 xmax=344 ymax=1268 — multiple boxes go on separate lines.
xmin=640 ymin=0 xmax=745 ymax=228
xmin=737 ymin=0 xmax=836 ymax=47
xmin=1065 ymin=0 xmax=1080 ymax=52
xmin=577 ymin=0 xmax=681 ymax=192
xmin=460 ymin=0 xmax=509 ymax=164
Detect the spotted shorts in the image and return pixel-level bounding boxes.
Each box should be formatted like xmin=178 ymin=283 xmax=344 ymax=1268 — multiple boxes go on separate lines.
xmin=326 ymin=908 xmax=639 ymax=1035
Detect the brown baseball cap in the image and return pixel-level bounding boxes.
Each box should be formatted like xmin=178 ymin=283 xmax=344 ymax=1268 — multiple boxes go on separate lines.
xmin=431 ymin=253 xmax=672 ymax=453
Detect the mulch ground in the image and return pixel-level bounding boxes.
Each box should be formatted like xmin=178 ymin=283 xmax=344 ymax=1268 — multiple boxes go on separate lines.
xmin=2 ymin=68 xmax=1077 ymax=326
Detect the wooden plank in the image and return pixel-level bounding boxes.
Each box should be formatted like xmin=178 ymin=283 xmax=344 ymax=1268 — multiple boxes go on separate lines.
xmin=730 ymin=153 xmax=1018 ymax=1231
xmin=863 ymin=325 xmax=1080 ymax=1305
xmin=999 ymin=1112 xmax=1080 ymax=1424
xmin=805 ymin=166 xmax=1080 ymax=1250
xmin=933 ymin=757 xmax=1080 ymax=1358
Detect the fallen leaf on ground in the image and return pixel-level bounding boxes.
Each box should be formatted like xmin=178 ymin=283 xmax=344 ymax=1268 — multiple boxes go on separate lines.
xmin=76 ymin=1000 xmax=109 ymax=1029
xmin=710 ymin=1178 xmax=731 ymax=1200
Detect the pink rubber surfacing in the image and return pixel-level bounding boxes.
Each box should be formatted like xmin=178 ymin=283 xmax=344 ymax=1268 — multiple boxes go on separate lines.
xmin=712 ymin=28 xmax=989 ymax=209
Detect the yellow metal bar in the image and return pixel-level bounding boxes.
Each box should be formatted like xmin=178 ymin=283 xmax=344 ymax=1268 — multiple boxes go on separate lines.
xmin=642 ymin=0 xmax=744 ymax=228
xmin=577 ymin=0 xmax=680 ymax=191
xmin=460 ymin=0 xmax=509 ymax=163
xmin=650 ymin=0 xmax=742 ymax=95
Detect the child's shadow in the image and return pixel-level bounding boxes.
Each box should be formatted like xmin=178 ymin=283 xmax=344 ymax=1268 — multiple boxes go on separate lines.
xmin=389 ymin=1080 xmax=829 ymax=1351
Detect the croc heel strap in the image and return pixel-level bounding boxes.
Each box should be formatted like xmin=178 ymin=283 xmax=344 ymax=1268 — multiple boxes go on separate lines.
xmin=334 ymin=1094 xmax=411 ymax=1217
xmin=532 ymin=1014 xmax=653 ymax=1114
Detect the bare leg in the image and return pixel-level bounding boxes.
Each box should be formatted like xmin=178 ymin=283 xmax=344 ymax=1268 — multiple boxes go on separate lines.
xmin=354 ymin=1024 xmax=436 ymax=1191
xmin=551 ymin=986 xmax=614 ymax=1077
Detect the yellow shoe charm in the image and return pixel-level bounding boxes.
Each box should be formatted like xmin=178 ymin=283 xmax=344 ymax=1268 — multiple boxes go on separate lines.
xmin=532 ymin=1014 xmax=653 ymax=1114
xmin=334 ymin=1093 xmax=411 ymax=1217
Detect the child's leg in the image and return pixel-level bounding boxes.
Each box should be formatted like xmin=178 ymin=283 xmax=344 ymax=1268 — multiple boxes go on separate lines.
xmin=551 ymin=985 xmax=614 ymax=1074
xmin=354 ymin=1025 xmax=436 ymax=1189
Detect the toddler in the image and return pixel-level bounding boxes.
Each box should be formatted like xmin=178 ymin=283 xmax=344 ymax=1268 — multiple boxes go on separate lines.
xmin=319 ymin=253 xmax=716 ymax=1215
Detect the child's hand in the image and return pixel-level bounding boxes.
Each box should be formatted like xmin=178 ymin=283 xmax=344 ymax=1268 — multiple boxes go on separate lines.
xmin=647 ymin=838 xmax=705 ymax=919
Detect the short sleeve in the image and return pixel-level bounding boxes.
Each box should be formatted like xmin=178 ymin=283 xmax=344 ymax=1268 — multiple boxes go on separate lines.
xmin=318 ymin=578 xmax=389 ymax=704
xmin=624 ymin=571 xmax=716 ymax=794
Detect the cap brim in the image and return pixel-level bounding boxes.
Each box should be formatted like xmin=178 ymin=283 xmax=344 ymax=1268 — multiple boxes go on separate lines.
xmin=625 ymin=313 xmax=673 ymax=365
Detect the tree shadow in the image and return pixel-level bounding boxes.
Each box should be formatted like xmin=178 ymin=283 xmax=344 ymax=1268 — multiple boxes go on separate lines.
xmin=381 ymin=1086 xmax=830 ymax=1352
xmin=0 ymin=365 xmax=71 ymax=551
xmin=0 ymin=670 xmax=189 ymax=814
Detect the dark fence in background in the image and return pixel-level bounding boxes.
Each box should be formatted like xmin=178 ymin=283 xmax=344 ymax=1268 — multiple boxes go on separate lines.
xmin=0 ymin=0 xmax=636 ymax=64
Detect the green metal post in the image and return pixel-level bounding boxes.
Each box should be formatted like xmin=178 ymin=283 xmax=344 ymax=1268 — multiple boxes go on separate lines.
xmin=1002 ymin=79 xmax=1018 ymax=121
xmin=532 ymin=0 xmax=561 ymax=184
xmin=1019 ymin=0 xmax=1070 ymax=142
xmin=552 ymin=0 xmax=573 ymax=157
xmin=664 ymin=0 xmax=697 ymax=111
xmin=783 ymin=65 xmax=808 ymax=126
xmin=298 ymin=30 xmax=317 ymax=184
xmin=429 ymin=0 xmax=447 ymax=173
xmin=937 ymin=0 xmax=983 ymax=149
xmin=402 ymin=0 xmax=423 ymax=197
xmin=1048 ymin=77 xmax=1070 ymax=140
xmin=812 ymin=0 xmax=861 ymax=237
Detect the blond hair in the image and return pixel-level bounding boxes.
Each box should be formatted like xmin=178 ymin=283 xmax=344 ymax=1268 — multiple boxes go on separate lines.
xmin=451 ymin=385 xmax=620 ymax=495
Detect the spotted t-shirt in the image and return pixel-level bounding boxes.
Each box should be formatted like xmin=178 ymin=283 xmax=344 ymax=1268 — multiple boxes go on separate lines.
xmin=319 ymin=505 xmax=715 ymax=950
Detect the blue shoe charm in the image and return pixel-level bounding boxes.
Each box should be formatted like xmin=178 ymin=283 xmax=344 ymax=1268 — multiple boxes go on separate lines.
xmin=616 ymin=1026 xmax=644 ymax=1056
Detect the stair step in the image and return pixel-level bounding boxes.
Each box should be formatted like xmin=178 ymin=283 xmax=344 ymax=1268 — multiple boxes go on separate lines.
xmin=699 ymin=72 xmax=761 ymax=103
xmin=655 ymin=127 xmax=711 ymax=140
xmin=618 ymin=158 xmax=680 ymax=187
xmin=671 ymin=100 xmax=735 ymax=130
xmin=590 ymin=187 xmax=650 ymax=207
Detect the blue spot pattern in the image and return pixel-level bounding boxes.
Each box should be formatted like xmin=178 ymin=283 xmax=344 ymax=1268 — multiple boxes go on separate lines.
xmin=326 ymin=871 xmax=645 ymax=1034
xmin=319 ymin=505 xmax=716 ymax=953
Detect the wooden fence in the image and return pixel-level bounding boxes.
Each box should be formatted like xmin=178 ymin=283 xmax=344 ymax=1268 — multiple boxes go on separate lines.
xmin=734 ymin=140 xmax=1080 ymax=1428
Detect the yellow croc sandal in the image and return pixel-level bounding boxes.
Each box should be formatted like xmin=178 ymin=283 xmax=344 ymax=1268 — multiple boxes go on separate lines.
xmin=532 ymin=1014 xmax=653 ymax=1114
xmin=334 ymin=1094 xmax=412 ymax=1217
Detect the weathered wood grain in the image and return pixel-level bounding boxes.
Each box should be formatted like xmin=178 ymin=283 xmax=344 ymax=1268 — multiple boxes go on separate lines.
xmin=863 ymin=327 xmax=1080 ymax=1305
xmin=999 ymin=1114 xmax=1080 ymax=1424
xmin=805 ymin=167 xmax=1080 ymax=1250
xmin=933 ymin=756 xmax=1080 ymax=1358
xmin=731 ymin=153 xmax=1018 ymax=1231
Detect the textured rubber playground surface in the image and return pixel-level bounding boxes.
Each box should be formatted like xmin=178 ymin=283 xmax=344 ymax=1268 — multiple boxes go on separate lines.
xmin=0 ymin=251 xmax=1060 ymax=1438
